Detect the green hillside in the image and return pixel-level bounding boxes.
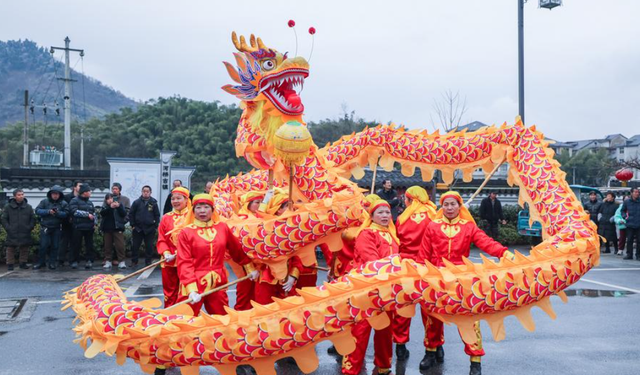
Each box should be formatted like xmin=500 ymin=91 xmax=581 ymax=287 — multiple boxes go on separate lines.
xmin=0 ymin=97 xmax=376 ymax=187
xmin=0 ymin=39 xmax=137 ymax=127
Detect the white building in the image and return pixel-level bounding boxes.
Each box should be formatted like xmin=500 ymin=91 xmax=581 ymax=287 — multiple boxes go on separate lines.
xmin=549 ymin=133 xmax=640 ymax=181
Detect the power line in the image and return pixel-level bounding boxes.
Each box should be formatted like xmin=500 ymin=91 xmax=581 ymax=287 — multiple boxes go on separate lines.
xmin=80 ymin=55 xmax=88 ymax=123
xmin=30 ymin=51 xmax=55 ymax=103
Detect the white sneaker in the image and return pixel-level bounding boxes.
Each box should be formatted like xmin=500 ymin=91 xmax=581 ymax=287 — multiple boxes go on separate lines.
xmin=118 ymin=261 xmax=127 ymax=270
xmin=103 ymin=261 xmax=112 ymax=270
xmin=617 ymin=250 xmax=623 ymax=255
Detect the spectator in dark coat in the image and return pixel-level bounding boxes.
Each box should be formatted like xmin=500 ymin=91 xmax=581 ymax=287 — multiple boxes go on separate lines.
xmin=69 ymin=184 xmax=96 ymax=269
xmin=597 ymin=192 xmax=619 ymax=254
xmin=34 ymin=185 xmax=68 ymax=269
xmin=129 ymin=186 xmax=160 ymax=266
xmin=583 ymin=192 xmax=602 ymax=224
xmin=376 ymin=179 xmax=400 ymax=221
xmin=100 ymin=193 xmax=128 ymax=270
xmin=479 ymin=191 xmax=506 ymax=240
xmin=1 ymin=189 xmax=36 ymax=270
xmin=58 ymin=180 xmax=81 ymax=266
xmin=622 ymin=188 xmax=640 ymax=260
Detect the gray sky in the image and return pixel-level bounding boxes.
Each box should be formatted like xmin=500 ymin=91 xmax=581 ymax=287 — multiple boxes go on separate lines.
xmin=2 ymin=0 xmax=639 ymax=141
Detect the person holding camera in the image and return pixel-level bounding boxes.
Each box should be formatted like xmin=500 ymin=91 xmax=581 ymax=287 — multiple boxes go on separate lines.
xmin=69 ymin=184 xmax=97 ymax=269
xmin=58 ymin=180 xmax=81 ymax=267
xmin=34 ymin=185 xmax=68 ymax=270
xmin=100 ymin=192 xmax=128 ymax=270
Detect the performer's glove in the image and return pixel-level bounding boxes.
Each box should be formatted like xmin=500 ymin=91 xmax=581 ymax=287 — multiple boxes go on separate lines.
xmin=189 ymin=292 xmax=202 ymax=303
xmin=248 ymin=270 xmax=259 ymax=281
xmin=282 ymin=275 xmax=297 ymax=293
xmin=164 ymin=252 xmax=176 ymax=263
xmin=502 ymin=250 xmax=516 ymax=261
xmin=263 ymin=189 xmax=274 ymax=203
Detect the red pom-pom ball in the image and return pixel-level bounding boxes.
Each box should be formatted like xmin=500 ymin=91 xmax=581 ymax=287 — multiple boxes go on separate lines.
xmin=308 ymin=27 xmax=316 ymax=35
xmin=288 ymin=20 xmax=296 ymax=27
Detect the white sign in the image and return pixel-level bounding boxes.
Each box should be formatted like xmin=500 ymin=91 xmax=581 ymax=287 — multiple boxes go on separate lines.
xmin=110 ymin=161 xmax=161 ymax=201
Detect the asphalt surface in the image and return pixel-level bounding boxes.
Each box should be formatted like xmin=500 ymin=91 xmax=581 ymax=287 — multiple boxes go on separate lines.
xmin=1 ymin=247 xmax=639 ymax=375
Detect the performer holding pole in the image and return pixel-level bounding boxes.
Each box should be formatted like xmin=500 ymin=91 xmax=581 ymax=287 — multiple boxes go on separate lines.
xmin=341 ymin=197 xmax=399 ymax=375
xmin=254 ymin=191 xmax=305 ymax=302
xmin=265 ymin=191 xmax=320 ymax=289
xmin=391 ymin=186 xmax=437 ymax=361
xmin=232 ymin=191 xmax=265 ymax=311
xmin=155 ymin=187 xmax=191 ymax=307
xmin=419 ymin=191 xmax=512 ymax=375
xmin=176 ymin=194 xmax=258 ymax=316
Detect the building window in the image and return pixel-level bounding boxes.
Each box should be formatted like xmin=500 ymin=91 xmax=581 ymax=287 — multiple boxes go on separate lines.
xmin=619 ymin=147 xmax=624 ymax=154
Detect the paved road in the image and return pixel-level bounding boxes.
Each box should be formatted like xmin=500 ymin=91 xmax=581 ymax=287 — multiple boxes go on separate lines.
xmin=1 ymin=248 xmax=639 ymax=375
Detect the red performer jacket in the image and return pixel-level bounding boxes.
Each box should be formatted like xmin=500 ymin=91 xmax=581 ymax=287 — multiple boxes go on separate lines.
xmin=354 ymin=225 xmax=399 ymax=267
xmin=332 ymin=237 xmax=356 ymax=277
xmin=177 ymin=219 xmax=255 ymax=295
xmin=396 ymin=212 xmax=432 ymax=261
xmin=156 ymin=207 xmax=189 ymax=267
xmin=419 ymin=217 xmax=507 ymax=266
xmin=259 ymin=256 xmax=304 ymax=285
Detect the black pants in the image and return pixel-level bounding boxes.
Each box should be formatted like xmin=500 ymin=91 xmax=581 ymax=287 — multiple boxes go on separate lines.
xmin=72 ymin=229 xmax=95 ymax=263
xmin=58 ymin=225 xmax=74 ymax=263
xmin=483 ymin=221 xmax=500 ymax=240
xmin=626 ymin=227 xmax=640 ymax=258
xmin=132 ymin=230 xmax=156 ymax=264
xmin=39 ymin=227 xmax=61 ymax=266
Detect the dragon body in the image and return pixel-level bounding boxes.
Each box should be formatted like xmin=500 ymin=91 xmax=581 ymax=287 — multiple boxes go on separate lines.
xmin=64 ymin=32 xmax=599 ymax=375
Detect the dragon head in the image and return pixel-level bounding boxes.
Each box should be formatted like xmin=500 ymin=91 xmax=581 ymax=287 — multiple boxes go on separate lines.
xmin=222 ymin=32 xmax=309 ymax=116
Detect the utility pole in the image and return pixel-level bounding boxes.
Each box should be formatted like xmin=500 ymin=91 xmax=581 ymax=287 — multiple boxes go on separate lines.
xmin=516 ymin=0 xmax=562 ymax=125
xmin=23 ymin=90 xmax=29 ymax=167
xmin=518 ymin=0 xmax=525 ymax=125
xmin=80 ymin=126 xmax=84 ymax=170
xmin=50 ymin=37 xmax=84 ymax=169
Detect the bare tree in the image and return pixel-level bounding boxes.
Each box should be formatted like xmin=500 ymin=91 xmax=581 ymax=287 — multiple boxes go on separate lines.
xmin=430 ymin=90 xmax=468 ymax=132
xmin=620 ymin=157 xmax=640 ymax=170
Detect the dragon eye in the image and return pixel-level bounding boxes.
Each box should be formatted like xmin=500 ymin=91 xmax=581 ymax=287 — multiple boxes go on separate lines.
xmin=261 ymin=59 xmax=275 ymax=71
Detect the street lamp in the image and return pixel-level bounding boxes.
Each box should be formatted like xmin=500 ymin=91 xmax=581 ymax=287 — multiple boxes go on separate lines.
xmin=539 ymin=0 xmax=562 ymax=10
xmin=518 ymin=0 xmax=563 ymax=125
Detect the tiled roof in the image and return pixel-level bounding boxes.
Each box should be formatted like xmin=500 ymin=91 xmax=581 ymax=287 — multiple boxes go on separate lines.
xmin=0 ymin=167 xmax=110 ymax=190
xmin=458 ymin=121 xmax=488 ymax=132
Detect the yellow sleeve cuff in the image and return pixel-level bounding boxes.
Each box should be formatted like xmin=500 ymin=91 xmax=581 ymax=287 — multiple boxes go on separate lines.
xmin=243 ymin=263 xmax=256 ymax=274
xmin=290 ymin=268 xmax=300 ymax=280
xmin=185 ymin=282 xmax=198 ymax=294
xmin=502 ymin=250 xmax=515 ymax=261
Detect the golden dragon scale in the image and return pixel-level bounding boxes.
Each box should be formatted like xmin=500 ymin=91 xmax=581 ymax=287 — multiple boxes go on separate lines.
xmin=63 ymin=119 xmax=599 ymax=375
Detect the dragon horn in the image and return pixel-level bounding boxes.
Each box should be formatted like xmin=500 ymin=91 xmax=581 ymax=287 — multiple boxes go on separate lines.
xmin=239 ymin=35 xmax=249 ymax=50
xmin=257 ymin=37 xmax=267 ymax=50
xmin=231 ymin=32 xmax=258 ymax=52
xmin=231 ymin=31 xmax=242 ymax=51
xmin=250 ymin=34 xmax=268 ymax=50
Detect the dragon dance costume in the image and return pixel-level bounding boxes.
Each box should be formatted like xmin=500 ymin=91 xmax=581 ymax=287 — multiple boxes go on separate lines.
xmin=156 ymin=187 xmax=191 ymax=307
xmin=392 ymin=186 xmax=437 ymax=347
xmin=419 ymin=191 xmax=508 ymax=364
xmin=177 ymin=194 xmax=256 ymax=316
xmin=62 ymin=31 xmax=603 ymax=375
xmin=342 ymin=198 xmax=399 ymax=375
